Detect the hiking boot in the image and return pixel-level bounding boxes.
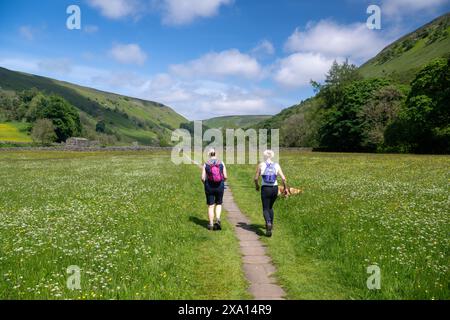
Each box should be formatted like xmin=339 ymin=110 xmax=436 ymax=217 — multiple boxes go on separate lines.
xmin=266 ymin=223 xmax=273 ymax=237
xmin=207 ymin=224 xmax=214 ymax=231
xmin=214 ymin=220 xmax=222 ymax=231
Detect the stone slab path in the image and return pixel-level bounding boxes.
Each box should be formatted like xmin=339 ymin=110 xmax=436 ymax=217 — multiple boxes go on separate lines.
xmin=186 ymin=156 xmax=286 ymax=300
xmin=223 ymin=184 xmax=286 ymax=300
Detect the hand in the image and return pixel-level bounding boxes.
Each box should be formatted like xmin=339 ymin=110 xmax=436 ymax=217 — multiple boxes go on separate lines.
xmin=255 ymin=185 xmax=260 ymax=192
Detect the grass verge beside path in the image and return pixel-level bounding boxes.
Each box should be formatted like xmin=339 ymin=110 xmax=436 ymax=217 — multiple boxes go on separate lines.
xmin=0 ymin=151 xmax=249 ymax=299
xmin=227 ymin=152 xmax=449 ymax=300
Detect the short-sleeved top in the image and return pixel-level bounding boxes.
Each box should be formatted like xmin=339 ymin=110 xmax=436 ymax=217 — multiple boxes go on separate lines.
xmin=204 ymin=159 xmax=226 ymax=189
xmin=259 ymin=161 xmax=281 ymax=186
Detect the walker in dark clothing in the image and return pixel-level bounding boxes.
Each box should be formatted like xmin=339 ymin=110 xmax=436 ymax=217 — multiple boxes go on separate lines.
xmin=204 ymin=161 xmax=225 ymax=205
xmin=261 ymin=185 xmax=278 ymax=224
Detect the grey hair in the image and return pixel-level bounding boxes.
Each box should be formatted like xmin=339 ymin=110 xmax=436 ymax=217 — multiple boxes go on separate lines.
xmin=263 ymin=149 xmax=275 ymax=160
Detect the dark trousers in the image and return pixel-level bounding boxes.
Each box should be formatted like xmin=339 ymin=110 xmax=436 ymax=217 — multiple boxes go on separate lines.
xmin=261 ymin=186 xmax=278 ymax=224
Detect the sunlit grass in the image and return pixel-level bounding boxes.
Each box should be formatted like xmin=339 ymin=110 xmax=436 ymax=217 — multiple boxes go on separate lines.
xmin=0 ymin=123 xmax=32 ymax=143
xmin=228 ymin=152 xmax=449 ymax=300
xmin=0 ymin=151 xmax=249 ymax=300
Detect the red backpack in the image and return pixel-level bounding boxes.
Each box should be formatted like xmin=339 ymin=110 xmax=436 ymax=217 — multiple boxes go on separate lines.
xmin=206 ymin=160 xmax=224 ymax=183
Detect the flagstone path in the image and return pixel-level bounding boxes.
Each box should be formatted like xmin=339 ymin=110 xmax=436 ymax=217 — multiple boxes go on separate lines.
xmin=223 ymin=185 xmax=286 ymax=300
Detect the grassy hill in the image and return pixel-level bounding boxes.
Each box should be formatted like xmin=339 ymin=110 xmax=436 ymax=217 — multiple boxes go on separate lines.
xmin=359 ymin=13 xmax=450 ymax=83
xmin=203 ymin=115 xmax=271 ymax=129
xmin=0 ymin=67 xmax=187 ymax=145
xmin=255 ymin=13 xmax=450 ymax=147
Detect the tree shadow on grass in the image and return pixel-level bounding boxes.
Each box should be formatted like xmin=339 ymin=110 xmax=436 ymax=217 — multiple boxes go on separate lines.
xmin=189 ymin=216 xmax=210 ymax=230
xmin=236 ymin=222 xmax=266 ymax=237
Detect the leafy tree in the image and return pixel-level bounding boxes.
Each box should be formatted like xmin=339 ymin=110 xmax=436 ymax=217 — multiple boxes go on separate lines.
xmin=31 ymin=118 xmax=56 ymax=145
xmin=0 ymin=91 xmax=19 ymax=120
xmin=312 ymin=59 xmax=362 ymax=108
xmin=37 ymin=95 xmax=81 ymax=142
xmin=319 ymin=78 xmax=390 ymax=151
xmin=25 ymin=93 xmax=48 ymax=122
xmin=96 ymin=120 xmax=106 ymax=133
xmin=407 ymin=58 xmax=449 ymax=128
xmin=385 ymin=58 xmax=450 ymax=153
xmin=280 ymin=99 xmax=323 ymax=148
xmin=18 ymin=88 xmax=40 ymax=104
xmin=359 ymin=85 xmax=406 ymax=150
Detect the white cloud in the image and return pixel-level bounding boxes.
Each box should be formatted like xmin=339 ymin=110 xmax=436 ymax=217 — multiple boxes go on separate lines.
xmin=141 ymin=74 xmax=276 ymax=119
xmin=274 ymin=52 xmax=336 ymax=88
xmin=109 ymin=43 xmax=148 ymax=65
xmin=251 ymin=40 xmax=275 ymax=57
xmin=161 ymin=0 xmax=233 ymax=25
xmin=198 ymin=95 xmax=271 ymax=117
xmin=0 ymin=55 xmax=278 ymax=120
xmin=382 ymin=0 xmax=448 ymax=16
xmin=284 ymin=20 xmax=389 ymax=62
xmin=19 ymin=26 xmax=36 ymax=40
xmin=170 ymin=49 xmax=263 ymax=79
xmin=87 ymin=0 xmax=140 ymax=19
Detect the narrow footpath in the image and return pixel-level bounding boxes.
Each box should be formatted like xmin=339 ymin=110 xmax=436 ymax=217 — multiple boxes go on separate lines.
xmin=187 ymin=155 xmax=286 ymax=300
xmin=223 ymin=184 xmax=286 ymax=300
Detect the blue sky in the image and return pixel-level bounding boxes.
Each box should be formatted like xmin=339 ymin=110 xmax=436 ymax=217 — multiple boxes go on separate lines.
xmin=0 ymin=0 xmax=449 ymax=120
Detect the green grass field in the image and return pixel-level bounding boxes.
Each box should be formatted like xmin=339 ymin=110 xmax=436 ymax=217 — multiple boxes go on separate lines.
xmin=0 ymin=122 xmax=32 ymax=143
xmin=0 ymin=151 xmax=249 ymax=299
xmin=228 ymin=152 xmax=449 ymax=299
xmin=0 ymin=150 xmax=448 ymax=300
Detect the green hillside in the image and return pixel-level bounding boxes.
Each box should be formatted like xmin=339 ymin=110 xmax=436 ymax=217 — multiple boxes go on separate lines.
xmin=255 ymin=13 xmax=450 ymax=151
xmin=203 ymin=115 xmax=271 ymax=129
xmin=0 ymin=67 xmax=187 ymax=145
xmin=360 ymin=13 xmax=450 ymax=83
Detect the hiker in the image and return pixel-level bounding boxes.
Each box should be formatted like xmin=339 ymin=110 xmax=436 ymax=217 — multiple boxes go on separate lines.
xmin=201 ymin=148 xmax=227 ymax=231
xmin=254 ymin=150 xmax=287 ymax=237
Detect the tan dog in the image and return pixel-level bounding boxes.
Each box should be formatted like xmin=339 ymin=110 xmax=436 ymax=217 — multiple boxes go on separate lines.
xmin=278 ymin=186 xmax=303 ymax=198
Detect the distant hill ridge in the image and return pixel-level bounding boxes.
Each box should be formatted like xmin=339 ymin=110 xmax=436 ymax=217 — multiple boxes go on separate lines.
xmin=255 ymin=13 xmax=450 ymax=139
xmin=203 ymin=115 xmax=272 ymax=129
xmin=0 ymin=67 xmax=187 ymax=145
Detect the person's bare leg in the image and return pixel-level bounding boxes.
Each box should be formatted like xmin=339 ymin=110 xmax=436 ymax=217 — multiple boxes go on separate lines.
xmin=215 ymin=205 xmax=222 ymax=221
xmin=208 ymin=205 xmax=215 ymax=228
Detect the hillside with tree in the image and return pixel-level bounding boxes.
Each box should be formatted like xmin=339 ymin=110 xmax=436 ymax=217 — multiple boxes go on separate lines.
xmin=256 ymin=13 xmax=450 ymax=154
xmin=0 ymin=67 xmax=187 ymax=146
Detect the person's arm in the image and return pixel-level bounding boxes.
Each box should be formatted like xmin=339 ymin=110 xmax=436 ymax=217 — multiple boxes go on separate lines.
xmin=278 ymin=166 xmax=288 ymax=194
xmin=254 ymin=164 xmax=261 ymax=191
xmin=222 ymin=163 xmax=228 ymax=181
xmin=201 ymin=164 xmax=206 ymax=184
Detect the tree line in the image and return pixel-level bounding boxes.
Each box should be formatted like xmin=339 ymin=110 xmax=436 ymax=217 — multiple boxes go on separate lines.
xmin=281 ymin=58 xmax=449 ymax=154
xmin=0 ymin=89 xmax=81 ymax=144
